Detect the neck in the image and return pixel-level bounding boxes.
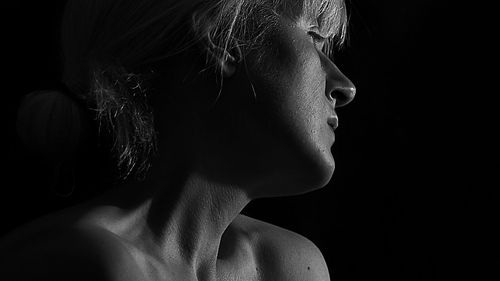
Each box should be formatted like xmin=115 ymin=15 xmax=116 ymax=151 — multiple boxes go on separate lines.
xmin=86 ymin=161 xmax=251 ymax=281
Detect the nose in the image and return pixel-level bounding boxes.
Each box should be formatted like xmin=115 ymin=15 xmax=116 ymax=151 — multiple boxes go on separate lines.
xmin=322 ymin=54 xmax=356 ymax=107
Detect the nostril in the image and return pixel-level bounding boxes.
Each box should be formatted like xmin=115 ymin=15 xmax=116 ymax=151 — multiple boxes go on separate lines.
xmin=332 ymin=87 xmax=356 ymax=107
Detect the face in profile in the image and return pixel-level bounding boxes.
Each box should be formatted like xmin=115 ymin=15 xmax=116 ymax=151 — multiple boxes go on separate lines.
xmin=249 ymin=15 xmax=355 ymax=191
xmin=166 ymin=0 xmax=355 ymax=198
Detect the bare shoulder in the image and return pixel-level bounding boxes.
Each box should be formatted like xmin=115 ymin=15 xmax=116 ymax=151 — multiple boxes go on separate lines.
xmin=0 ymin=222 xmax=146 ymax=281
xmin=236 ymin=214 xmax=331 ymax=281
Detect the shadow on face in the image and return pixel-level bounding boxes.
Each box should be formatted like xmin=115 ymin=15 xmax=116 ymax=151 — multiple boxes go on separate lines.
xmin=151 ymin=0 xmax=355 ymax=199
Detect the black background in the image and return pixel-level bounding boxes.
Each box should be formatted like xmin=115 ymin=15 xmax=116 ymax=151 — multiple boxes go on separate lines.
xmin=2 ymin=1 xmax=496 ymax=280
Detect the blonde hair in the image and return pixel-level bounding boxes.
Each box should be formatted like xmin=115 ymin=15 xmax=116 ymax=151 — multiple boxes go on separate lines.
xmin=55 ymin=0 xmax=348 ymax=179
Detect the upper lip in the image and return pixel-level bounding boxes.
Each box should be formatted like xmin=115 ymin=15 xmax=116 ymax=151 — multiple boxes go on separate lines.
xmin=327 ymin=115 xmax=339 ymax=130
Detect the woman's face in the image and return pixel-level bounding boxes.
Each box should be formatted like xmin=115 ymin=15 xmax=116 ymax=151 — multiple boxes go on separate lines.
xmin=168 ymin=0 xmax=355 ymax=198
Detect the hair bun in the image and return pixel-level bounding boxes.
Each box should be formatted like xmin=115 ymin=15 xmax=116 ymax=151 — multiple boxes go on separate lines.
xmin=16 ymin=89 xmax=87 ymax=162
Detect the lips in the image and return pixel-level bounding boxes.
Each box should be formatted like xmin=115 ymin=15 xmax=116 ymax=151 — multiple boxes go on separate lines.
xmin=327 ymin=115 xmax=339 ymax=131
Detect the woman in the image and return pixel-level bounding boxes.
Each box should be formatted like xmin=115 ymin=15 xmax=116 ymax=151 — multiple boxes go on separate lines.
xmin=1 ymin=0 xmax=355 ymax=280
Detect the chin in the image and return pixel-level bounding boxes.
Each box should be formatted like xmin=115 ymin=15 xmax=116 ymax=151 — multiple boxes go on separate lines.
xmin=263 ymin=152 xmax=335 ymax=198
xmin=289 ymin=129 xmax=337 ymax=194
xmin=300 ymin=153 xmax=335 ymax=193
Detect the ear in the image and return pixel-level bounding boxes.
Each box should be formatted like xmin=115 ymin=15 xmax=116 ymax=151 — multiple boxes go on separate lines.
xmin=204 ymin=34 xmax=242 ymax=77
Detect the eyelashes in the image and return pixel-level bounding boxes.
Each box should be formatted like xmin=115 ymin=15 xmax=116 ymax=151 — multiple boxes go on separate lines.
xmin=308 ymin=31 xmax=327 ymax=44
xmin=307 ymin=30 xmax=336 ymax=60
xmin=308 ymin=31 xmax=328 ymax=54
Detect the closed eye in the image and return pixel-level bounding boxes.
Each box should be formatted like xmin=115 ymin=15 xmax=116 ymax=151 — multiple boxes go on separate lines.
xmin=308 ymin=31 xmax=327 ymax=46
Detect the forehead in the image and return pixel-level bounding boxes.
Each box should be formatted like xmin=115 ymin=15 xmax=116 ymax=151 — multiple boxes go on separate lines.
xmin=279 ymin=0 xmax=343 ymax=18
xmin=278 ymin=0 xmax=346 ymax=35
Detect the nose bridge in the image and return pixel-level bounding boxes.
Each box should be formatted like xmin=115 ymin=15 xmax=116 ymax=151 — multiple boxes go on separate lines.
xmin=322 ymin=54 xmax=356 ymax=107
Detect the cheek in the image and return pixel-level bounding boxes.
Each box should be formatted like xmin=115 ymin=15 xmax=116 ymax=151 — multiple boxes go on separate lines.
xmin=251 ymin=36 xmax=327 ymax=140
xmin=244 ymin=35 xmax=330 ymax=170
xmin=232 ymin=24 xmax=335 ymax=190
xmin=243 ymin=53 xmax=333 ymax=190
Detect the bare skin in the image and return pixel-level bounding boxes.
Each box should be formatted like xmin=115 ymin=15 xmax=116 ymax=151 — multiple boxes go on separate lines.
xmin=0 ymin=197 xmax=330 ymax=281
xmin=0 ymin=1 xmax=355 ymax=280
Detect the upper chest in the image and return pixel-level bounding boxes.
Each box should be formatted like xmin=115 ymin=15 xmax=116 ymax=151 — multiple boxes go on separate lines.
xmin=123 ymin=246 xmax=260 ymax=281
xmin=123 ymin=219 xmax=261 ymax=281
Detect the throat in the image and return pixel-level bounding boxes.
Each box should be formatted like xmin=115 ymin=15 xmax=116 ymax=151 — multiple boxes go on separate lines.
xmin=96 ymin=168 xmax=252 ymax=280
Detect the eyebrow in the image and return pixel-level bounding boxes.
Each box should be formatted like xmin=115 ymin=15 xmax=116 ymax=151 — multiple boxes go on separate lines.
xmin=303 ymin=0 xmax=347 ymax=38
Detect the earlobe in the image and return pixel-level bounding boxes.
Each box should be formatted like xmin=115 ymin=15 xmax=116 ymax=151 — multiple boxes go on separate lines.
xmin=221 ymin=56 xmax=237 ymax=77
xmin=203 ymin=34 xmax=242 ymax=77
